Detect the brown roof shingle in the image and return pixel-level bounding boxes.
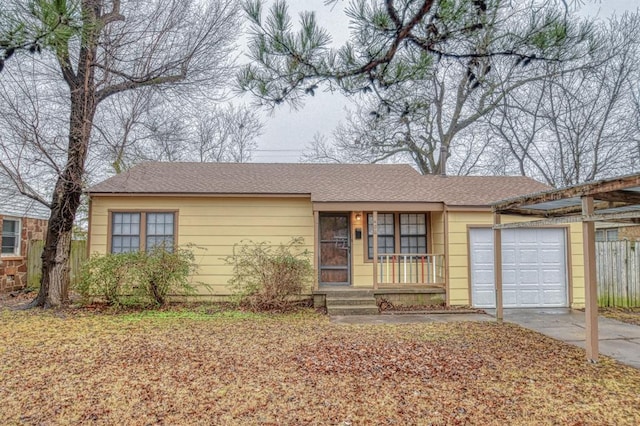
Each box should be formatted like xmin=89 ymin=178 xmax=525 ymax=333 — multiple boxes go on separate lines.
xmin=88 ymin=162 xmax=549 ymax=206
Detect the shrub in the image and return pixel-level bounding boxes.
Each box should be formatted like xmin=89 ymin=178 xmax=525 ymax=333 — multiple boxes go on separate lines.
xmin=224 ymin=237 xmax=313 ymax=310
xmin=77 ymin=245 xmax=198 ymax=307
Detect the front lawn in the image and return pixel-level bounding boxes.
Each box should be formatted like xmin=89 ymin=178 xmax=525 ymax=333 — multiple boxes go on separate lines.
xmin=1 ymin=307 xmax=639 ymax=425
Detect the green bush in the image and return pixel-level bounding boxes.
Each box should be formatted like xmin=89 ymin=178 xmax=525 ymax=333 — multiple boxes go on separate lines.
xmin=224 ymin=237 xmax=313 ymax=310
xmin=77 ymin=246 xmax=197 ymax=307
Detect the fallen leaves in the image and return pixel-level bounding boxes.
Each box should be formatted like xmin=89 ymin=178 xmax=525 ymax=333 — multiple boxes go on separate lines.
xmin=599 ymin=307 xmax=640 ymax=326
xmin=0 ymin=308 xmax=639 ymax=425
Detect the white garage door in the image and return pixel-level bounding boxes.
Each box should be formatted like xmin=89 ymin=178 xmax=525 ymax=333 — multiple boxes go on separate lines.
xmin=469 ymin=228 xmax=568 ymax=308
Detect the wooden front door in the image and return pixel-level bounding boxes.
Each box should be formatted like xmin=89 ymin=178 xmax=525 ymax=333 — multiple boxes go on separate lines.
xmin=319 ymin=213 xmax=350 ymax=286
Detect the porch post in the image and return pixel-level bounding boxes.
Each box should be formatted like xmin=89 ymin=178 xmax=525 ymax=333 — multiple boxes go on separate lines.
xmin=493 ymin=212 xmax=503 ymax=322
xmin=373 ymin=211 xmax=378 ymax=289
xmin=313 ymin=210 xmax=319 ymax=291
xmin=582 ymin=196 xmax=599 ymax=362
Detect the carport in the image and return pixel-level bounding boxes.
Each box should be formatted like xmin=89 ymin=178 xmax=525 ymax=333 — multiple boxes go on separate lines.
xmin=492 ymin=173 xmax=640 ymax=362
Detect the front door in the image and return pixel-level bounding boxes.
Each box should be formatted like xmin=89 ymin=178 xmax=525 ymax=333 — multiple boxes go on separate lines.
xmin=319 ymin=213 xmax=350 ymax=286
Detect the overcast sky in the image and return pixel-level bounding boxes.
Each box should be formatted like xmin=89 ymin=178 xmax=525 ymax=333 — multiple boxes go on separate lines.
xmin=247 ymin=0 xmax=638 ymax=163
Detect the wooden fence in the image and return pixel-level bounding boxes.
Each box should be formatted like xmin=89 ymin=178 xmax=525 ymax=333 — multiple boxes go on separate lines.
xmin=596 ymin=240 xmax=640 ymax=307
xmin=27 ymin=240 xmax=88 ymax=289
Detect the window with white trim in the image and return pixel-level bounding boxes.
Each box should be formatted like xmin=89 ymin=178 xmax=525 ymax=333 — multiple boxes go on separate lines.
xmin=1 ymin=217 xmax=21 ymax=256
xmin=111 ymin=212 xmax=175 ymax=253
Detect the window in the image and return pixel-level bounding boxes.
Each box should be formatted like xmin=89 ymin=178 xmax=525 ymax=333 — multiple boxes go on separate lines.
xmin=110 ymin=212 xmax=175 ymax=253
xmin=111 ymin=213 xmax=141 ymax=253
xmin=1 ymin=218 xmax=21 ymax=256
xmin=367 ymin=213 xmax=394 ymax=259
xmin=400 ymin=214 xmax=427 ymax=253
xmin=146 ymin=213 xmax=174 ymax=251
xmin=367 ymin=213 xmax=427 ymax=259
xmin=595 ymin=228 xmax=619 ymax=242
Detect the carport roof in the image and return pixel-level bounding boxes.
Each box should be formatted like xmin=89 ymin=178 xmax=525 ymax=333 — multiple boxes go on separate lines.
xmin=492 ymin=173 xmax=640 ymax=224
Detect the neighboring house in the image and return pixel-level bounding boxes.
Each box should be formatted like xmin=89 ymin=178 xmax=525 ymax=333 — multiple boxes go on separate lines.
xmin=595 ymin=223 xmax=640 ymax=241
xmin=86 ymin=163 xmax=587 ymax=308
xmin=0 ymin=190 xmax=49 ymax=293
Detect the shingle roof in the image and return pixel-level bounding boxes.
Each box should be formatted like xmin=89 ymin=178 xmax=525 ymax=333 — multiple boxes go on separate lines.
xmin=422 ymin=175 xmax=550 ymax=206
xmin=88 ymin=162 xmax=549 ymax=206
xmin=0 ymin=189 xmax=50 ymax=220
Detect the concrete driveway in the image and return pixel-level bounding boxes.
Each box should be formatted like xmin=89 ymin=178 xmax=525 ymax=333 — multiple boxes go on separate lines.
xmin=331 ymin=309 xmax=640 ymax=369
xmin=493 ymin=308 xmax=640 ymax=370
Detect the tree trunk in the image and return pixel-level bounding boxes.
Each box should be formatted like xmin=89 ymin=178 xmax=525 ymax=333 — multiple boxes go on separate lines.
xmin=29 ymin=5 xmax=98 ymax=307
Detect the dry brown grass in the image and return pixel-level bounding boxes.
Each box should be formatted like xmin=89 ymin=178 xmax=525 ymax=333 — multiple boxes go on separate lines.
xmin=600 ymin=307 xmax=640 ymax=326
xmin=1 ymin=306 xmax=639 ymax=425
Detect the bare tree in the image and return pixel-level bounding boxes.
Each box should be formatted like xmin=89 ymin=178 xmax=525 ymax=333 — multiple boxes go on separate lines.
xmin=91 ymin=89 xmax=188 ymax=174
xmin=185 ymin=105 xmax=262 ymax=163
xmin=1 ymin=0 xmax=240 ymax=307
xmin=488 ymin=13 xmax=640 ymax=186
xmin=245 ymin=1 xmax=638 ymax=180
xmin=91 ymin=98 xmax=262 ymax=172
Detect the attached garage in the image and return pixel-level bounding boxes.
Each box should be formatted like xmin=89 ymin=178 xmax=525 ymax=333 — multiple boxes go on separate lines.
xmin=469 ymin=228 xmax=568 ymax=308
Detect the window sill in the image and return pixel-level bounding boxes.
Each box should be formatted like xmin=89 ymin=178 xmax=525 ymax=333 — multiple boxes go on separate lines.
xmin=0 ymin=255 xmax=23 ymax=261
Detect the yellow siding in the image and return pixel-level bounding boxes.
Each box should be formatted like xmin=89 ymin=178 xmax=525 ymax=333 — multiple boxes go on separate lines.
xmin=351 ymin=212 xmax=372 ymax=287
xmin=89 ymin=196 xmax=315 ymax=296
xmin=430 ymin=212 xmax=445 ymax=255
xmin=446 ymin=211 xmax=585 ymax=308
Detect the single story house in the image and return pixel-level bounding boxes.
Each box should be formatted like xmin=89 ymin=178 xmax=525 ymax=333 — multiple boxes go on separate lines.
xmin=0 ymin=190 xmax=49 ymax=293
xmin=86 ymin=163 xmax=586 ymax=308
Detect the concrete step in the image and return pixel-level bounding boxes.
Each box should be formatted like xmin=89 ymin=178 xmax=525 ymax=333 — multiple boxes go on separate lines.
xmin=321 ymin=289 xmax=374 ymax=298
xmin=326 ymin=297 xmax=377 ymax=306
xmin=326 ymin=304 xmax=380 ymax=316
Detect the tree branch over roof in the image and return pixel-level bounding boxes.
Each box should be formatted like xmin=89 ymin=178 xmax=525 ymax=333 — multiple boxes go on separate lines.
xmin=239 ymin=0 xmax=597 ymax=107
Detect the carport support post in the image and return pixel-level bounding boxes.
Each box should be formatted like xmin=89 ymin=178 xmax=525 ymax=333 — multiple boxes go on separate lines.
xmin=493 ymin=213 xmax=503 ymax=322
xmin=582 ymin=197 xmax=599 ymax=362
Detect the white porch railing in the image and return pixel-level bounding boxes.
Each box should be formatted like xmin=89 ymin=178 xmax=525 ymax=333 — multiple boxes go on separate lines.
xmin=377 ymin=253 xmax=445 ymax=286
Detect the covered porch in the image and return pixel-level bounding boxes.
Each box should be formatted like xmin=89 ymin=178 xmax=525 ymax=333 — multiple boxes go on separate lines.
xmin=311 ymin=202 xmax=447 ymax=297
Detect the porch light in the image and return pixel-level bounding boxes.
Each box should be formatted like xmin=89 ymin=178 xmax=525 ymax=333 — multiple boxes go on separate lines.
xmin=355 ymin=213 xmax=362 ymax=223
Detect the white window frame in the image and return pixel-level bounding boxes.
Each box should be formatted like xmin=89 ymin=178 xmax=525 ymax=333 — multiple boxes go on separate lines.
xmin=1 ymin=217 xmax=21 ymax=257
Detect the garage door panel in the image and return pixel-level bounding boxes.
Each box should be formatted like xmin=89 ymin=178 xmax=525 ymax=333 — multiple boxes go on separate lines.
xmin=517 ymin=249 xmax=539 ymax=264
xmin=509 ymin=230 xmax=538 ymax=247
xmin=473 ymin=248 xmax=494 ymax=264
xmin=502 ymin=248 xmax=516 ymax=264
xmin=542 ymin=290 xmax=566 ymax=305
xmin=518 ymin=269 xmax=540 ymax=284
xmin=503 ymin=290 xmax=518 ymax=306
xmin=519 ymin=289 xmax=542 ymax=305
xmin=541 ymin=250 xmax=562 ymax=263
xmin=474 ymin=290 xmax=495 ymax=307
xmin=470 ymin=228 xmax=567 ymax=308
xmin=474 ymin=270 xmax=494 ymax=285
xmin=502 ymin=231 xmax=517 ymax=243
xmin=502 ymin=270 xmax=517 ymax=283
